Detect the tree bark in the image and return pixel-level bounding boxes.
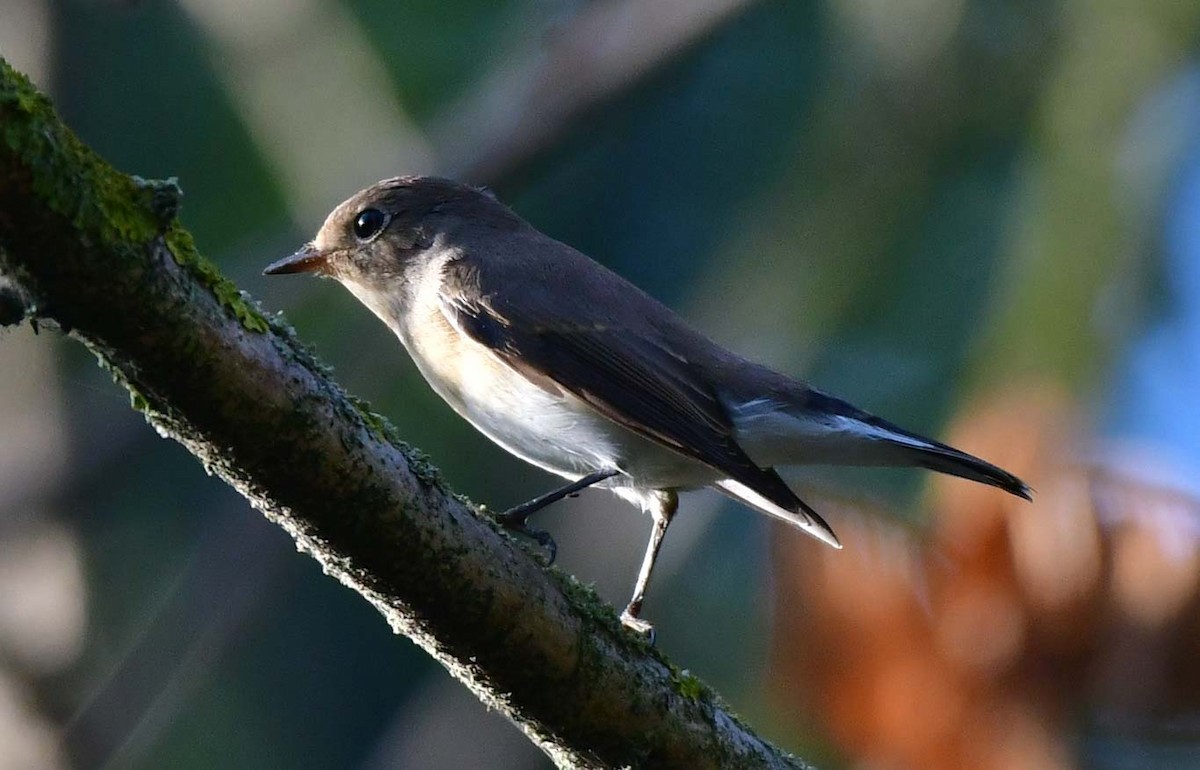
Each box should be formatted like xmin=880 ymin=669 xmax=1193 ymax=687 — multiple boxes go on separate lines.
xmin=0 ymin=58 xmax=809 ymax=770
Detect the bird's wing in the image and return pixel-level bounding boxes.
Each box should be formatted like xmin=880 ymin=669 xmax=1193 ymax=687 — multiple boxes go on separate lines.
xmin=438 ymin=254 xmax=836 ymax=544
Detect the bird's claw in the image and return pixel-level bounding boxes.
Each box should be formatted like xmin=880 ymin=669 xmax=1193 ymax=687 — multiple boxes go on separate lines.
xmin=620 ymin=609 xmax=656 ymax=646
xmin=530 ymin=528 xmax=557 ymax=566
xmin=497 ymin=512 xmax=558 ymax=566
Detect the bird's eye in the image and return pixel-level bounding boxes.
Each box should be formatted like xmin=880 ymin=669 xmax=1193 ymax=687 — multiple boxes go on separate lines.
xmin=353 ymin=208 xmax=387 ymax=241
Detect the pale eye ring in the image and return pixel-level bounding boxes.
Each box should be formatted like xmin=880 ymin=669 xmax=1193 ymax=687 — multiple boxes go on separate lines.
xmin=353 ymin=208 xmax=387 ymax=241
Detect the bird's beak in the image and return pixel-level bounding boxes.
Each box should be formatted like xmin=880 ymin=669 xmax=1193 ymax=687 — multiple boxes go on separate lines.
xmin=263 ymin=243 xmax=328 ymax=276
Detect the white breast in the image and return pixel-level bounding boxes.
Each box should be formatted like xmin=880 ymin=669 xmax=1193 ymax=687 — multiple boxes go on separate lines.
xmin=343 ymin=265 xmax=605 ymax=476
xmin=341 ymin=260 xmax=717 ymax=494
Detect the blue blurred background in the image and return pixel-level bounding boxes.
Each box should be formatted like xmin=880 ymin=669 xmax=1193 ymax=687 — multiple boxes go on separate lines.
xmin=2 ymin=1 xmax=1200 ymax=768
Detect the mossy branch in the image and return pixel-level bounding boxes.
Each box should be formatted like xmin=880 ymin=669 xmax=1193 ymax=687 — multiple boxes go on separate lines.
xmin=0 ymin=58 xmax=810 ymax=770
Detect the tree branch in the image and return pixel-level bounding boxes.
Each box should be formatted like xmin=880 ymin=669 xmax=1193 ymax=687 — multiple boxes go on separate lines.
xmin=0 ymin=58 xmax=809 ymax=769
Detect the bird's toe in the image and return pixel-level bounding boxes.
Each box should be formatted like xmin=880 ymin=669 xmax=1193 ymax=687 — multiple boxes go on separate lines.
xmin=620 ymin=609 xmax=656 ymax=645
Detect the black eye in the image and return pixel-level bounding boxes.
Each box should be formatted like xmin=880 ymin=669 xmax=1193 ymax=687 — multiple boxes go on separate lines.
xmin=353 ymin=208 xmax=387 ymax=241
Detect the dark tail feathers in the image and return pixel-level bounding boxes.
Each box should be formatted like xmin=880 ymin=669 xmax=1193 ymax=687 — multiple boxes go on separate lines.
xmin=876 ymin=417 xmax=1032 ymax=501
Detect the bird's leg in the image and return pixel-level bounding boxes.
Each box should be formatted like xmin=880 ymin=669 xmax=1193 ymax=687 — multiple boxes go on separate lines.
xmin=619 ymin=490 xmax=679 ymax=643
xmin=498 ymin=468 xmax=619 ymax=564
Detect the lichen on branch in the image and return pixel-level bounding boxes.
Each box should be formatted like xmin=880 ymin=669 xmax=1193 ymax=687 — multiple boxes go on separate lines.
xmin=0 ymin=56 xmax=809 ymax=770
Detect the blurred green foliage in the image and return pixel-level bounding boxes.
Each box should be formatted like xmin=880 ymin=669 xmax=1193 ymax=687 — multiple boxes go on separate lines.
xmin=3 ymin=0 xmax=1198 ymax=768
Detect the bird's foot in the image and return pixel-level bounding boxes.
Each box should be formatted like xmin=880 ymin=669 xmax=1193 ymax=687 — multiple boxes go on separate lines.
xmin=497 ymin=511 xmax=558 ymax=565
xmin=619 ymin=608 xmax=656 ymax=646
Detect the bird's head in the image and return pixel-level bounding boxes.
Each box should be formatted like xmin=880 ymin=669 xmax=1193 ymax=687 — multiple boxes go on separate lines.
xmin=264 ymin=176 xmax=519 ymax=294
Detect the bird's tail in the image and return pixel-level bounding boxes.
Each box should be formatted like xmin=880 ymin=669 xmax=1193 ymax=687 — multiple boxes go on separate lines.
xmin=730 ymin=390 xmax=1032 ymax=501
xmin=873 ymin=418 xmax=1032 ymax=500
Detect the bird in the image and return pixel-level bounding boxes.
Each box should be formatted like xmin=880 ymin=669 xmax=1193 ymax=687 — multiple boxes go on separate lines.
xmin=264 ymin=175 xmax=1031 ymax=638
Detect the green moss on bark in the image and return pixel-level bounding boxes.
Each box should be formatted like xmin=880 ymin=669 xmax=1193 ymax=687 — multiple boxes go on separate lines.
xmin=0 ymin=60 xmax=270 ymax=335
xmin=0 ymin=55 xmax=810 ymax=770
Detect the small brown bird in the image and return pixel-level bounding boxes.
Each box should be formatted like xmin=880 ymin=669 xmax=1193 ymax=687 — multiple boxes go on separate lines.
xmin=265 ymin=176 xmax=1030 ymax=638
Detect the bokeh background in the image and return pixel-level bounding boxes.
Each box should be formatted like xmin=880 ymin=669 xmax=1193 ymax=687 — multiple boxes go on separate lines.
xmin=2 ymin=1 xmax=1200 ymax=768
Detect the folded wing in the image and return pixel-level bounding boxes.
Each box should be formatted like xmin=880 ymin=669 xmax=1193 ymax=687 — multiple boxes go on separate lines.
xmin=438 ymin=253 xmax=841 ymax=548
